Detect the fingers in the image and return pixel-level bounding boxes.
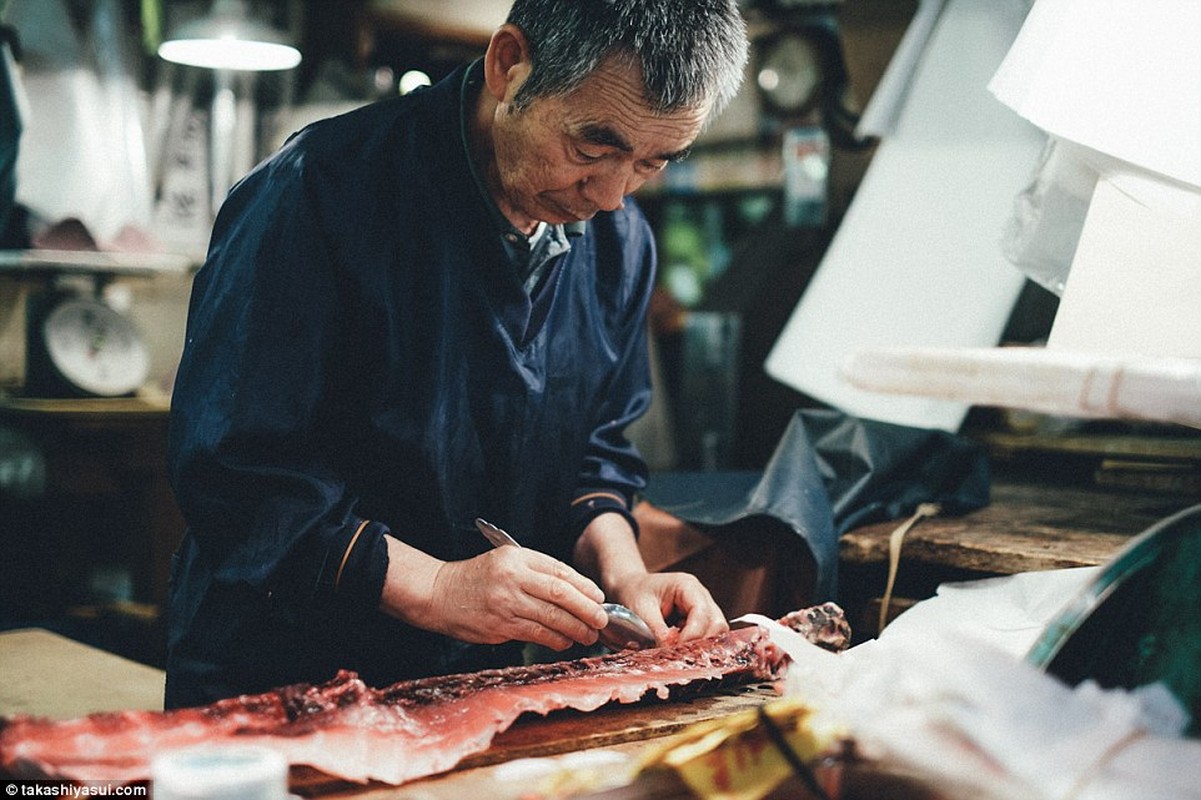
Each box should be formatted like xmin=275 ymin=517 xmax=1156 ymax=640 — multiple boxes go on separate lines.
xmin=627 ymin=600 xmax=671 ymax=643
xmin=670 ymin=575 xmax=729 ymax=642
xmin=431 ymin=549 xmax=608 ymax=650
xmin=508 ymin=603 xmax=599 ymax=651
xmin=613 ymin=572 xmax=729 ymax=645
xmin=528 ymin=551 xmax=607 ymax=607
xmin=426 ymin=551 xmax=730 ymax=654
xmin=674 ymin=595 xmax=729 ymax=641
xmin=509 ymin=550 xmax=609 ymax=646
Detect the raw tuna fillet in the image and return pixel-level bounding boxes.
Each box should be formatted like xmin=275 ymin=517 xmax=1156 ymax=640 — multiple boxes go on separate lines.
xmin=0 ymin=602 xmax=849 ymax=787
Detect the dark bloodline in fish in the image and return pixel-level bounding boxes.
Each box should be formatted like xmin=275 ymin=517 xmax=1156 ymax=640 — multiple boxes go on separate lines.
xmin=0 ymin=603 xmax=850 ymax=787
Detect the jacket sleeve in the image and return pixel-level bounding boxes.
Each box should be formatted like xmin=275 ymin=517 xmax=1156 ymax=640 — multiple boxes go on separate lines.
xmin=168 ymin=152 xmax=388 ymax=612
xmin=567 ymin=208 xmax=657 ymax=538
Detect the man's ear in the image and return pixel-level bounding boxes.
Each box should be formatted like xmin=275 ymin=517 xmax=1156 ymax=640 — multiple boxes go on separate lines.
xmin=483 ymin=23 xmax=533 ymax=103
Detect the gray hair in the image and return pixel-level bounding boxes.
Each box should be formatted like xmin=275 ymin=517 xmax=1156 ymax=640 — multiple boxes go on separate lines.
xmin=505 ymin=0 xmax=748 ymax=121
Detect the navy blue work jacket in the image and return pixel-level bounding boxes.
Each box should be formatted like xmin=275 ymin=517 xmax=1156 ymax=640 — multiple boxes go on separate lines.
xmin=165 ymin=64 xmax=655 ymax=707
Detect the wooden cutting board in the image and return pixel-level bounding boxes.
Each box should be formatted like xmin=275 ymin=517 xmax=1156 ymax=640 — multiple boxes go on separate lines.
xmin=293 ymin=682 xmax=780 ymax=797
xmin=460 ymin=681 xmax=779 ymax=766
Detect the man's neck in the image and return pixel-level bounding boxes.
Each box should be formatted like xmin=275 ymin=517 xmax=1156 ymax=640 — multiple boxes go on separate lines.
xmin=469 ymin=87 xmax=540 ymax=236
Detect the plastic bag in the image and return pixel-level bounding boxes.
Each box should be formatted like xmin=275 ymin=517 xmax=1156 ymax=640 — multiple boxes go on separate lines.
xmin=643 ymin=409 xmax=991 ymax=600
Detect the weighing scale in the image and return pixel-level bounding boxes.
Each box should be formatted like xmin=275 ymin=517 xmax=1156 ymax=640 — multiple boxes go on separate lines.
xmin=0 ymin=249 xmax=192 ymax=398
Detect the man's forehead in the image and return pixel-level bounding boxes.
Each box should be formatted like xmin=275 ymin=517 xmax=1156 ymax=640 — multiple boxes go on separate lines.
xmin=573 ymin=120 xmax=694 ymax=163
xmin=559 ymin=89 xmax=706 ymax=153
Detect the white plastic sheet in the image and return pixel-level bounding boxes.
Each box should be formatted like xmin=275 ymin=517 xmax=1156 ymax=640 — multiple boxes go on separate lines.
xmin=741 ymin=569 xmax=1201 ymax=800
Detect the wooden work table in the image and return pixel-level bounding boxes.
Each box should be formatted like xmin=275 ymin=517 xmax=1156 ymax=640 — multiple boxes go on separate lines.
xmin=0 ymin=628 xmax=165 ymax=719
xmin=838 ymin=473 xmax=1199 ymax=639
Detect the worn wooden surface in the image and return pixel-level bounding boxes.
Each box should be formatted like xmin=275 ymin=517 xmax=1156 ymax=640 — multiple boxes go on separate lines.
xmin=0 ymin=629 xmax=165 ymax=719
xmin=0 ymin=395 xmax=170 ymax=418
xmin=839 ymin=480 xmax=1194 ymax=574
xmin=461 ymin=682 xmax=779 ymax=767
xmin=980 ymin=431 xmax=1201 ymax=464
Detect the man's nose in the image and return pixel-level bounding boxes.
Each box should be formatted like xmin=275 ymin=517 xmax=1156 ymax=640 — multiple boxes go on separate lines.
xmin=581 ymin=165 xmax=638 ymax=212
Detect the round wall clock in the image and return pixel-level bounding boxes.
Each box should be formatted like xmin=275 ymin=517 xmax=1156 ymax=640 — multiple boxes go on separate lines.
xmin=756 ymin=31 xmax=823 ymax=117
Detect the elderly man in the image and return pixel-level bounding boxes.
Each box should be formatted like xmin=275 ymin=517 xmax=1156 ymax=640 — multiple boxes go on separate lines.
xmin=166 ymin=0 xmax=749 ymax=708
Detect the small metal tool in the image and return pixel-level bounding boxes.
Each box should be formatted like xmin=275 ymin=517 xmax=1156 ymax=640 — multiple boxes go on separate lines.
xmin=476 ymin=517 xmax=521 ymax=549
xmin=474 ymin=517 xmax=657 ymax=651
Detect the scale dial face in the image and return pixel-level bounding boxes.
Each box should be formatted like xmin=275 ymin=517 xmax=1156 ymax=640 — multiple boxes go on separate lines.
xmin=42 ymin=297 xmax=150 ymax=397
xmin=757 ymin=32 xmax=823 ymax=116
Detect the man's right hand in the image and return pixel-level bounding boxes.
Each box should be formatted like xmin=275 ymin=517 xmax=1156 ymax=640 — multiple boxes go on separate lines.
xmin=379 ymin=535 xmax=609 ymax=651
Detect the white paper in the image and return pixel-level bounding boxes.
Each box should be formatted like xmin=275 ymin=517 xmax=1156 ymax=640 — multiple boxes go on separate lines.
xmin=1048 ymin=176 xmax=1201 ymax=359
xmin=832 ymin=637 xmax=1198 ymax=800
xmin=765 ymin=0 xmax=1043 ymax=431
xmin=876 ymin=566 xmax=1098 ymax=657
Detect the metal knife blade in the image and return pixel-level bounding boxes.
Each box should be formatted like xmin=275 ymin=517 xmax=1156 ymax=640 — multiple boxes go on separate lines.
xmin=475 ymin=517 xmax=521 ymax=549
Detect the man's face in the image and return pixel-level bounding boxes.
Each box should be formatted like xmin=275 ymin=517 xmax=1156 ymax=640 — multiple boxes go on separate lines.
xmin=487 ymin=57 xmax=709 ymax=231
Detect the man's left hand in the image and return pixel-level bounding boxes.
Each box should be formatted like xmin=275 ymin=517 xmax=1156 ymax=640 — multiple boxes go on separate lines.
xmin=607 ymin=571 xmax=728 ymax=644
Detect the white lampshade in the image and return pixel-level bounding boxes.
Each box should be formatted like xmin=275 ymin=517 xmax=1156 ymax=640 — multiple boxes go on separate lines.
xmin=158 ymin=0 xmax=301 ymax=72
xmin=988 ymin=0 xmax=1200 ymax=189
